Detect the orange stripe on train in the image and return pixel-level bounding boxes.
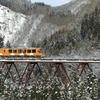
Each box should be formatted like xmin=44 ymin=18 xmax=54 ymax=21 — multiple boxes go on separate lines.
xmin=0 ymin=48 xmax=45 ymax=56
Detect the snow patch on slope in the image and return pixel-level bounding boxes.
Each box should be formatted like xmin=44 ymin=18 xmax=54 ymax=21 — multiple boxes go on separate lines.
xmin=0 ymin=4 xmax=27 ymax=47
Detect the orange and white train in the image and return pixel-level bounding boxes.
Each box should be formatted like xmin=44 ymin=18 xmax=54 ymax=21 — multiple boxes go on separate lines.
xmin=0 ymin=48 xmax=45 ymax=56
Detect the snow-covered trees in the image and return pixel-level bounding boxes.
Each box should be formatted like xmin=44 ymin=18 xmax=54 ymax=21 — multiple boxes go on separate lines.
xmin=0 ymin=63 xmax=99 ymax=99
xmin=81 ymin=8 xmax=100 ymax=41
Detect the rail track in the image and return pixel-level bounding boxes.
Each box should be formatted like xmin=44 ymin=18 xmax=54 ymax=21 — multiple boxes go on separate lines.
xmin=0 ymin=57 xmax=100 ymax=63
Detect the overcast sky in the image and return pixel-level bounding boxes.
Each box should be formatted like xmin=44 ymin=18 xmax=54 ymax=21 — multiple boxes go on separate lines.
xmin=31 ymin=0 xmax=72 ymax=7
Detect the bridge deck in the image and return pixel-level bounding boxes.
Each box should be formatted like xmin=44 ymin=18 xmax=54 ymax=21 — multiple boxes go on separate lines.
xmin=0 ymin=59 xmax=100 ymax=63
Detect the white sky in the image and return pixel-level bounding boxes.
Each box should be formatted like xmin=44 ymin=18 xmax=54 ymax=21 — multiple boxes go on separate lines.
xmin=31 ymin=0 xmax=72 ymax=7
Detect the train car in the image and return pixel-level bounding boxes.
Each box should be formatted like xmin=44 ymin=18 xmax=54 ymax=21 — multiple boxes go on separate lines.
xmin=0 ymin=48 xmax=45 ymax=56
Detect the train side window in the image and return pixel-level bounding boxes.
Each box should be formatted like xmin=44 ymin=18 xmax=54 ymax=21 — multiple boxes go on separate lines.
xmin=27 ymin=49 xmax=31 ymax=53
xmin=32 ymin=50 xmax=36 ymax=53
xmin=9 ymin=50 xmax=12 ymax=53
xmin=13 ymin=50 xmax=17 ymax=53
xmin=18 ymin=49 xmax=21 ymax=53
xmin=4 ymin=50 xmax=5 ymax=52
xmin=23 ymin=50 xmax=26 ymax=53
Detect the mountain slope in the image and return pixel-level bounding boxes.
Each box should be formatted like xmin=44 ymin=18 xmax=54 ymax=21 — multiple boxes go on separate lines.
xmin=0 ymin=0 xmax=100 ymax=57
xmin=0 ymin=4 xmax=64 ymax=48
xmin=55 ymin=0 xmax=100 ymax=15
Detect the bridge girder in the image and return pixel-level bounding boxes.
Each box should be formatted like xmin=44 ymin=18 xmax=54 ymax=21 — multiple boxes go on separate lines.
xmin=0 ymin=59 xmax=94 ymax=90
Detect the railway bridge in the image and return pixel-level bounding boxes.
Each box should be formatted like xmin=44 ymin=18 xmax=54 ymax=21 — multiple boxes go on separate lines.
xmin=0 ymin=59 xmax=99 ymax=90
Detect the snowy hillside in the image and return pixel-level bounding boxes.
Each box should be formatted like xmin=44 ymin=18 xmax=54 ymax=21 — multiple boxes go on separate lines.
xmin=0 ymin=5 xmax=26 ymax=46
xmin=68 ymin=0 xmax=91 ymax=15
xmin=0 ymin=4 xmax=64 ymax=48
xmin=56 ymin=0 xmax=100 ymax=15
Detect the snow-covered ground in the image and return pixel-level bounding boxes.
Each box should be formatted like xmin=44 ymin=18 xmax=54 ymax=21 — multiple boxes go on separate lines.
xmin=0 ymin=4 xmax=64 ymax=48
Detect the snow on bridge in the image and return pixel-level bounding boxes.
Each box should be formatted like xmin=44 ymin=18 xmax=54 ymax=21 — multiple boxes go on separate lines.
xmin=0 ymin=59 xmax=100 ymax=63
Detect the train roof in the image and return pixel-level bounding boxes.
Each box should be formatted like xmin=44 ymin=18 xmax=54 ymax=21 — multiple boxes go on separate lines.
xmin=0 ymin=48 xmax=42 ymax=49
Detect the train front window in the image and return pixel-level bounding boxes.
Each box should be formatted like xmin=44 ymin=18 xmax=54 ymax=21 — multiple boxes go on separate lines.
xmin=39 ymin=49 xmax=44 ymax=53
xmin=9 ymin=50 xmax=12 ymax=53
xmin=13 ymin=50 xmax=17 ymax=53
xmin=27 ymin=50 xmax=31 ymax=53
xmin=32 ymin=49 xmax=36 ymax=53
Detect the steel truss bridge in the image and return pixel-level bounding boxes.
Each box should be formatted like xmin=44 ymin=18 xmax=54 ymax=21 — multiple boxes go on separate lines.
xmin=0 ymin=59 xmax=99 ymax=90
